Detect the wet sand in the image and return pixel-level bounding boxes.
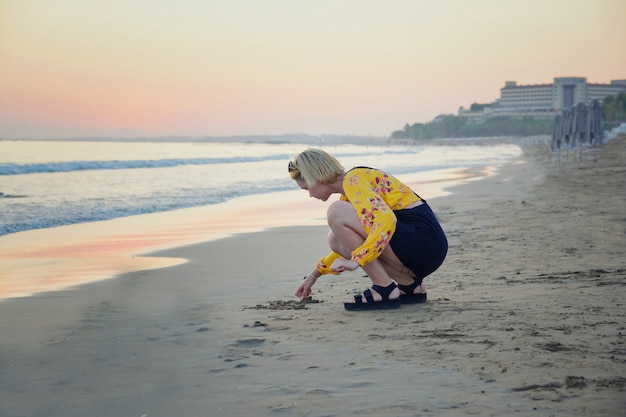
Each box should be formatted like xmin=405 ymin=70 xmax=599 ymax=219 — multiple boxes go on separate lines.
xmin=0 ymin=167 xmax=478 ymax=300
xmin=1 ymin=137 xmax=625 ymax=416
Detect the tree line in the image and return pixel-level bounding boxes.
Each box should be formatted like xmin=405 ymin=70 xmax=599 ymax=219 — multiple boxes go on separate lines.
xmin=602 ymin=92 xmax=626 ymax=130
xmin=392 ymin=93 xmax=626 ymax=140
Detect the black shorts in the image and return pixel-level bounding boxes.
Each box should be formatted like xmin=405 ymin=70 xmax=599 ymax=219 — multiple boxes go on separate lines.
xmin=389 ymin=202 xmax=448 ymax=280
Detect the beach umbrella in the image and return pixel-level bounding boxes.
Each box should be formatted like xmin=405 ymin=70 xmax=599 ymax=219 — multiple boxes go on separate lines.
xmin=551 ymin=114 xmax=562 ymax=151
xmin=560 ymin=108 xmax=571 ymax=148
xmin=572 ymin=101 xmax=588 ymax=148
xmin=587 ymin=99 xmax=604 ymax=146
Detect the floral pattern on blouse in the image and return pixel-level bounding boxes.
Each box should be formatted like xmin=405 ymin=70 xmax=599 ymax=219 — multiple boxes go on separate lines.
xmin=316 ymin=167 xmax=422 ymax=274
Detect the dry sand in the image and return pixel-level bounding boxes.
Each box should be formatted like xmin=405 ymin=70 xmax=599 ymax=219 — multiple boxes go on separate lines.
xmin=1 ymin=137 xmax=625 ymax=417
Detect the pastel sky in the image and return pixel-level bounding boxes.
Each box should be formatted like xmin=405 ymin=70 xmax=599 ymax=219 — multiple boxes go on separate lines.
xmin=1 ymin=0 xmax=625 ymax=139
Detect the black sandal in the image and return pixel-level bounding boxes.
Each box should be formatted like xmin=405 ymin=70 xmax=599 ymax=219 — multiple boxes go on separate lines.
xmin=344 ymin=282 xmax=401 ymax=311
xmin=397 ymin=278 xmax=427 ymax=304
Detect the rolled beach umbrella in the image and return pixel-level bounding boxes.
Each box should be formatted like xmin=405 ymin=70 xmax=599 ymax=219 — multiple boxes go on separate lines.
xmin=561 ymin=108 xmax=571 ymax=147
xmin=572 ymin=101 xmax=587 ymax=148
xmin=589 ymin=99 xmax=604 ymax=145
xmin=552 ymin=114 xmax=562 ymax=151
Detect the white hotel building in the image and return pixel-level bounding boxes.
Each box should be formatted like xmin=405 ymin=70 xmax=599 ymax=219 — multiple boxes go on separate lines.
xmin=459 ymin=77 xmax=626 ymax=122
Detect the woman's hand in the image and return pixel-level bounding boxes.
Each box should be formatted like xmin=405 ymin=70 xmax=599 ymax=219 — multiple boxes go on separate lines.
xmin=330 ymin=258 xmax=359 ymax=273
xmin=295 ymin=276 xmax=317 ymax=301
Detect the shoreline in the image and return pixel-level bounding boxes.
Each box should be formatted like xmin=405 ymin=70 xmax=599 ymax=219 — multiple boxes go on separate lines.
xmin=0 ymin=166 xmax=490 ymax=300
xmin=1 ymin=138 xmax=625 ymax=416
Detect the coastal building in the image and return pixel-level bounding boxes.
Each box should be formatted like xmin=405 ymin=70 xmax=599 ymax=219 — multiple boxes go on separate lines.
xmin=459 ymin=77 xmax=626 ymax=122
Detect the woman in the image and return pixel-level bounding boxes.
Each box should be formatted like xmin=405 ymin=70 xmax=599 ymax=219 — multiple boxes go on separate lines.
xmin=289 ymin=149 xmax=448 ymax=311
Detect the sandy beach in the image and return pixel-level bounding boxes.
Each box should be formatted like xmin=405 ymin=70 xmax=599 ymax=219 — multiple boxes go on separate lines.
xmin=1 ymin=137 xmax=625 ymax=417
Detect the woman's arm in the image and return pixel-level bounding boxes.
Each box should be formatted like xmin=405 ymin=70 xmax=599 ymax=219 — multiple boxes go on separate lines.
xmin=342 ymin=170 xmax=397 ymax=267
xmin=295 ymin=269 xmax=321 ymax=300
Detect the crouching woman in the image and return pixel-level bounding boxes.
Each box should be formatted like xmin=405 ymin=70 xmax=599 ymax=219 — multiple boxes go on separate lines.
xmin=289 ymin=149 xmax=448 ymax=311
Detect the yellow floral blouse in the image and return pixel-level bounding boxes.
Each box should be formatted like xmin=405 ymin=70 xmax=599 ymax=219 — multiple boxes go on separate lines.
xmin=316 ymin=167 xmax=422 ymax=274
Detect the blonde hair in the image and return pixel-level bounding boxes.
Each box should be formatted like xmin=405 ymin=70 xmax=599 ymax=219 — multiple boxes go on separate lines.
xmin=288 ymin=149 xmax=344 ymax=187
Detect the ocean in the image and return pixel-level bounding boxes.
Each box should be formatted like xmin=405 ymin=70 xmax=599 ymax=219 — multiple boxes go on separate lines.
xmin=0 ymin=139 xmax=523 ymax=237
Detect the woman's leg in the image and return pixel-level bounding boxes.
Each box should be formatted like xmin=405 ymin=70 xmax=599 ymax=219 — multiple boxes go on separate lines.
xmin=327 ymin=201 xmax=426 ymax=297
xmin=327 ymin=201 xmax=412 ymax=301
